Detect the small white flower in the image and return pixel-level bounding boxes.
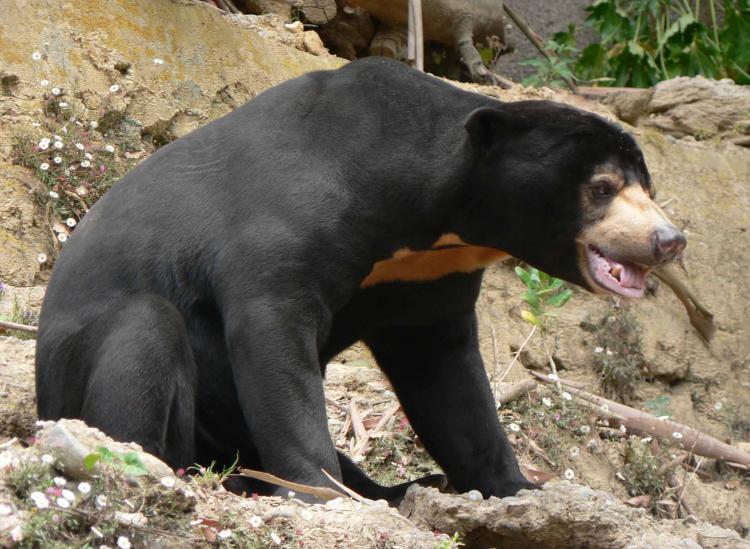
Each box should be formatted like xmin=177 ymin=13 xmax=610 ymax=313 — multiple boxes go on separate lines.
xmin=32 ymin=51 xmax=42 ymax=61
xmin=51 ymin=87 xmax=61 ymax=96
xmin=78 ymin=482 xmax=91 ymax=494
xmin=249 ymin=515 xmax=263 ymax=528
xmin=619 ymin=424 xmax=627 ymax=434
xmin=117 ymin=536 xmax=131 ymax=549
xmin=65 ymin=217 xmax=77 ymax=227
xmin=56 ymin=497 xmax=70 ymax=508
xmin=548 ymin=373 xmax=559 ymax=382
xmin=542 ymin=397 xmax=553 ymax=407
xmin=714 ymin=402 xmax=723 ymax=411
xmin=32 ymin=122 xmax=41 ymax=127
xmin=76 ymin=186 xmax=87 ymax=196
xmin=91 ymin=526 xmax=104 ymax=538
xmin=570 ymin=447 xmax=580 ymax=457
xmin=39 ymin=162 xmax=49 ymax=171
xmin=49 ymin=190 xmax=59 ymax=199
xmin=54 ymin=476 xmax=66 ymax=487
xmin=641 ymin=436 xmax=653 ymax=444
xmin=218 ymin=529 xmax=232 ymax=539
xmin=658 ymin=415 xmax=670 ymax=421
xmin=64 ymin=168 xmax=71 ymax=175
xmin=95 ymin=494 xmax=108 ymax=508
xmin=54 ymin=140 xmax=63 ymax=149
xmin=58 ymin=101 xmax=68 ymax=108
xmin=672 ymin=431 xmax=684 ymax=440
xmin=90 ymin=121 xmax=98 ymax=128
xmin=39 ymin=138 xmax=50 ymax=150
xmin=105 ymin=144 xmax=115 ymax=153
xmin=508 ymin=423 xmax=521 ymax=432
xmin=564 ymin=468 xmax=575 ymax=480
xmin=62 ymin=489 xmax=75 ymax=501
xmin=41 ymin=453 xmax=54 ymax=464
xmin=153 ymin=58 xmax=164 ymax=65
xmin=160 ymin=476 xmax=175 ymax=488
xmin=579 ymin=425 xmax=591 ymax=434
xmin=30 ymin=491 xmax=49 ymax=509
xmin=594 ymin=346 xmax=604 ymax=353
xmin=75 ymin=143 xmax=84 ymax=150
xmin=58 ymin=233 xmax=68 ymax=243
xmin=81 ymin=159 xmax=91 ymax=168
xmin=10 ymin=525 xmax=22 ymax=542
xmin=40 ymin=79 xmax=49 ymax=87
xmin=287 ymin=490 xmax=295 ymax=498
xmin=606 ymin=349 xmax=614 ymax=356
xmin=562 ymin=391 xmax=572 ymax=401
xmin=85 ymin=152 xmax=93 ymax=160
xmin=601 ymin=404 xmax=609 ymax=413
xmin=53 ymin=156 xmax=62 ymax=164
xmin=616 ymin=471 xmax=625 ymax=481
xmin=109 ymin=84 xmax=120 ymax=93
xmin=54 ymin=134 xmax=62 ymax=141
xmin=270 ymin=531 xmax=282 ymax=545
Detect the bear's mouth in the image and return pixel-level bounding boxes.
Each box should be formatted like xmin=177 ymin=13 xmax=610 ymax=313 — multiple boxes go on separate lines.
xmin=585 ymin=245 xmax=649 ymax=298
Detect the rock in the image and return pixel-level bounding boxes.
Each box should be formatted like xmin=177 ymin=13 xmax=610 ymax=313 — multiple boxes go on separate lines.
xmin=36 ymin=419 xmax=173 ymax=481
xmin=301 ymin=0 xmax=337 ymax=25
xmin=636 ymin=76 xmax=750 ymax=143
xmin=303 ymin=30 xmax=329 ymax=56
xmin=0 ymin=337 xmax=36 ymax=441
xmin=400 ymin=483 xmax=750 ymax=549
xmin=608 ymin=89 xmax=654 ymax=125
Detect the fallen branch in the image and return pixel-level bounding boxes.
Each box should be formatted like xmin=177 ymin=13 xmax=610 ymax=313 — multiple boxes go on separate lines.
xmin=531 ymin=372 xmax=750 ymax=468
xmin=0 ymin=319 xmax=38 ymax=334
xmin=652 ymin=265 xmax=715 ymax=343
xmin=238 ymin=468 xmax=346 ymax=501
xmin=495 ymin=379 xmax=537 ymax=405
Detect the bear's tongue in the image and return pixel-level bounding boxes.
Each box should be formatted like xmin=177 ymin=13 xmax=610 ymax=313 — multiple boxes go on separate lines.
xmin=587 ymin=246 xmax=647 ymax=298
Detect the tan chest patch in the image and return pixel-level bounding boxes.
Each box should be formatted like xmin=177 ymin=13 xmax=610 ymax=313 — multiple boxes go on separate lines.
xmin=360 ymin=234 xmax=510 ymax=288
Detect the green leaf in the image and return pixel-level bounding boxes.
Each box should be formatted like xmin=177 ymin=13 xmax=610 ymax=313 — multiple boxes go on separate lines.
xmin=95 ymin=446 xmax=116 ymax=463
xmin=515 ymin=266 xmax=532 ymax=287
xmin=547 ymin=288 xmax=573 ymax=308
xmin=83 ymin=453 xmax=100 ymax=471
xmin=122 ymin=452 xmax=148 ymax=476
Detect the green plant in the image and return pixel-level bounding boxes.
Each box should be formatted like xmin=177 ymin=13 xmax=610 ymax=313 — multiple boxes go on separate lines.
xmin=515 ymin=266 xmax=573 ymax=330
xmin=83 ymin=446 xmax=149 ymax=477
xmin=644 ymin=395 xmax=673 ymax=418
xmin=187 ymin=456 xmax=239 ymax=490
xmin=590 ymin=312 xmax=644 ymax=403
xmin=521 ymin=26 xmax=580 ymax=88
xmin=435 ymin=532 xmax=465 ymax=549
xmin=621 ymin=438 xmax=669 ymax=504
xmin=524 ymin=0 xmax=750 ymax=88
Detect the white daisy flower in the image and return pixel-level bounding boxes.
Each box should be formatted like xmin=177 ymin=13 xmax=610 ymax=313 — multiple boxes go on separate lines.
xmin=58 ymin=102 xmax=68 ymax=108
xmin=562 ymin=391 xmax=572 ymax=401
xmin=218 ymin=529 xmax=232 ymax=539
xmin=51 ymin=87 xmax=61 ymax=96
xmin=41 ymin=454 xmax=54 ymax=464
xmin=30 ymin=491 xmax=49 ymax=509
xmin=109 ymin=84 xmax=120 ymax=93
xmin=619 ymin=424 xmax=627 ymax=434
xmin=78 ymin=482 xmax=91 ymax=494
xmin=56 ymin=497 xmax=70 ymax=508
xmin=714 ymin=402 xmax=723 ymax=411
xmin=39 ymin=162 xmax=49 ymax=171
xmin=49 ymin=190 xmax=59 ymax=199
xmin=564 ymin=468 xmax=575 ymax=480
xmin=542 ymin=397 xmax=553 ymax=407
xmin=95 ymin=494 xmax=108 ymax=508
xmin=548 ymin=373 xmax=559 ymax=382
xmin=606 ymin=349 xmax=614 ymax=356
xmin=39 ymin=138 xmax=51 ymax=150
xmin=641 ymin=436 xmax=652 ymax=444
xmin=508 ymin=423 xmax=521 ymax=432
xmin=160 ymin=476 xmax=175 ymax=488
xmin=32 ymin=51 xmax=42 ymax=61
xmin=37 ymin=253 xmax=47 ymax=264
xmin=54 ymin=140 xmax=63 ymax=149
xmin=40 ymin=79 xmax=49 ymax=87
xmin=81 ymin=160 xmax=91 ymax=168
xmin=85 ymin=152 xmax=93 ymax=160
xmin=117 ymin=536 xmax=131 ymax=549
xmin=53 ymin=476 xmax=66 ymax=487
xmin=90 ymin=121 xmax=98 ymax=128
xmin=570 ymin=447 xmax=580 ymax=457
xmin=58 ymin=233 xmax=68 ymax=243
xmin=105 ymin=144 xmax=115 ymax=153
xmin=76 ymin=186 xmax=87 ymax=196
xmin=153 ymin=58 xmax=164 ymax=65
xmin=579 ymin=425 xmax=591 ymax=434
xmin=594 ymin=346 xmax=604 ymax=353
xmin=62 ymin=489 xmax=75 ymax=501
xmin=75 ymin=143 xmax=84 ymax=150
xmin=249 ymin=515 xmax=263 ymax=528
xmin=287 ymin=490 xmax=295 ymax=498
xmin=53 ymin=156 xmax=62 ymax=164
xmin=672 ymin=431 xmax=684 ymax=440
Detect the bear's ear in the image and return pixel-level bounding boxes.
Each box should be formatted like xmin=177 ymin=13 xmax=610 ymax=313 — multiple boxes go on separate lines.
xmin=464 ymin=106 xmax=527 ymax=154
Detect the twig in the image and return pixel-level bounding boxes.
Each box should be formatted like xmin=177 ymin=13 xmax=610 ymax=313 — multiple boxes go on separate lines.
xmin=498 ymin=325 xmax=536 ymax=384
xmin=676 ymin=456 xmax=703 ymax=517
xmin=495 ymin=380 xmax=537 ymax=405
xmin=502 ymin=2 xmax=577 ymax=93
xmin=238 ymin=468 xmax=346 ymax=501
xmin=320 ymin=469 xmax=368 ymax=502
xmin=0 ymin=319 xmax=38 ymax=333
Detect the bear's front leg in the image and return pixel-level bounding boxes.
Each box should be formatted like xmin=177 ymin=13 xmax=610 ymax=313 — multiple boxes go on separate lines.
xmin=223 ymin=295 xmax=342 ymax=495
xmin=366 ymin=310 xmax=538 ymax=498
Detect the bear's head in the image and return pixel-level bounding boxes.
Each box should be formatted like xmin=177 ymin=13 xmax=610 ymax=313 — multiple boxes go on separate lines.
xmin=460 ymin=101 xmax=685 ymax=298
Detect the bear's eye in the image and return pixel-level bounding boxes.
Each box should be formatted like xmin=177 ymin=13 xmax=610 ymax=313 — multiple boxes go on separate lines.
xmin=591 ymin=179 xmax=615 ymax=199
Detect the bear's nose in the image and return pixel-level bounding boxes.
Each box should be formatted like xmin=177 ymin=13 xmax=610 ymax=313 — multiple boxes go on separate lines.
xmin=653 ymin=225 xmax=686 ymax=262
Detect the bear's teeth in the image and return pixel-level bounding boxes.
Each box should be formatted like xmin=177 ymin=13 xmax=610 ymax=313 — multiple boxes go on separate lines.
xmin=611 ymin=265 xmax=622 ymax=281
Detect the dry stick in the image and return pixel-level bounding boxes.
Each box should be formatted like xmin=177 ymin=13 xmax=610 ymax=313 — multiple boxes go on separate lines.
xmin=676 ymin=456 xmax=704 ymax=517
xmin=498 ymin=325 xmax=536 ymax=384
xmin=502 ymin=2 xmax=578 ymax=93
xmin=320 ymin=469 xmax=368 ymax=502
xmin=652 ymin=265 xmax=716 ymax=343
xmin=407 ymin=0 xmax=424 ymax=71
xmin=238 ymin=468 xmax=346 ymax=501
xmin=530 ymin=371 xmax=750 ymax=468
xmin=0 ymin=319 xmax=38 ymax=333
xmin=495 ymin=379 xmax=537 ymax=405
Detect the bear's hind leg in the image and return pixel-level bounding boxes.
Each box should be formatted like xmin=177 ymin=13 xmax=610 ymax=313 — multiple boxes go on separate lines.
xmin=79 ymin=294 xmax=197 ymax=469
